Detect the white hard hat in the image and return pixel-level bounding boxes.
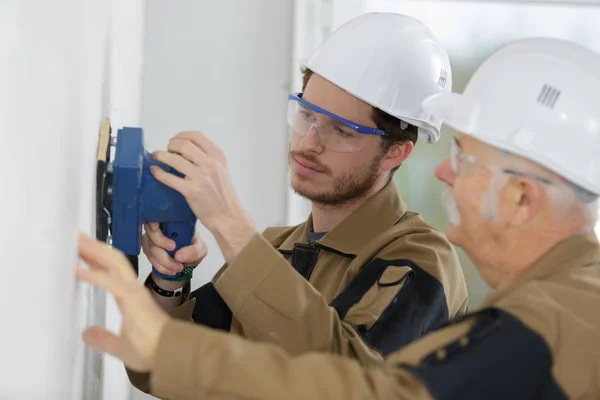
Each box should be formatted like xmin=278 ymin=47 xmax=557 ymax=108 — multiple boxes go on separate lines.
xmin=422 ymin=37 xmax=600 ymax=195
xmin=302 ymin=12 xmax=452 ymax=144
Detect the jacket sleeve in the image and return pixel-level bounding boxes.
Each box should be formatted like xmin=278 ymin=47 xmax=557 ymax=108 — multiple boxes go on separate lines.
xmin=212 ymin=231 xmax=464 ymax=365
xmin=147 ymin=306 xmax=565 ymax=400
xmin=126 ymin=292 xmax=197 ymax=394
xmin=149 ymin=319 xmax=435 ymax=400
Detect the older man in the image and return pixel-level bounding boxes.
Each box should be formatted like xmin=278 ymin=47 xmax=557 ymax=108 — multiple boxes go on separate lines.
xmin=78 ymin=37 xmax=600 ymax=399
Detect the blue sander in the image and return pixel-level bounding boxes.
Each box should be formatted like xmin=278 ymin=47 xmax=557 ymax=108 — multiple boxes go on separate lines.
xmin=96 ymin=118 xmax=196 ymax=279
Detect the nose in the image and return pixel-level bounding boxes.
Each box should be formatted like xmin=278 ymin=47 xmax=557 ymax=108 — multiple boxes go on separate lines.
xmin=435 ymin=158 xmax=454 ymax=187
xmin=298 ymin=124 xmax=324 ymax=153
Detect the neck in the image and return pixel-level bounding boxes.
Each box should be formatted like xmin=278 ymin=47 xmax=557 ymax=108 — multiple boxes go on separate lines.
xmin=492 ymin=219 xmax=590 ymax=291
xmin=310 ymin=177 xmax=388 ymax=232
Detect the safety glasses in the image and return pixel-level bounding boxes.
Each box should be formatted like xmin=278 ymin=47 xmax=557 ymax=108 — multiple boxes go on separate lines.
xmin=450 ymin=138 xmax=554 ymax=185
xmin=287 ymin=93 xmax=386 ymax=153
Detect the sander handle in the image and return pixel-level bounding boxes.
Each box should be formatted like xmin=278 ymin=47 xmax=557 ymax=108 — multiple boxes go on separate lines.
xmin=151 ymin=220 xmax=196 ymax=282
xmin=160 ymin=221 xmax=196 ymax=258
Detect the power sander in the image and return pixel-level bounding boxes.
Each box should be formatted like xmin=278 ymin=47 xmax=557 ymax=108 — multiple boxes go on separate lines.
xmin=96 ymin=118 xmax=196 ymax=281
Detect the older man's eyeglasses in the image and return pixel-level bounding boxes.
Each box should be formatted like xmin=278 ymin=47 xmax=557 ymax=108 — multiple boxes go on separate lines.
xmin=449 ymin=138 xmax=554 ymax=185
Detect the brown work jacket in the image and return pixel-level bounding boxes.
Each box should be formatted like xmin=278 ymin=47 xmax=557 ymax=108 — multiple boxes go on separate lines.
xmin=128 ymin=181 xmax=469 ymax=393
xmin=131 ymin=232 xmax=600 ymax=399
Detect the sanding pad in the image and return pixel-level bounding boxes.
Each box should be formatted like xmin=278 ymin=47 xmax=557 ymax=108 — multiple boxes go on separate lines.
xmin=97 ymin=118 xmax=111 ymax=163
xmin=95 ymin=118 xmax=113 ymax=242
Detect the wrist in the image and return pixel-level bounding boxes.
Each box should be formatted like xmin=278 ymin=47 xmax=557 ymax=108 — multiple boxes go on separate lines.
xmin=208 ymin=210 xmax=255 ymax=237
xmin=210 ymin=213 xmax=257 ymax=265
xmin=151 ymin=274 xmax=188 ymax=291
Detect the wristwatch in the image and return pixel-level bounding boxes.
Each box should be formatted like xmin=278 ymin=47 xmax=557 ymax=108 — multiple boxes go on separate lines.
xmin=144 ymin=273 xmax=191 ymax=300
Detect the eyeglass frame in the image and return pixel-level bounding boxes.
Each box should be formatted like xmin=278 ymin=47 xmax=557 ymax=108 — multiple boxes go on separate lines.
xmin=449 ymin=137 xmax=554 ymax=185
xmin=287 ymin=93 xmax=387 ymax=137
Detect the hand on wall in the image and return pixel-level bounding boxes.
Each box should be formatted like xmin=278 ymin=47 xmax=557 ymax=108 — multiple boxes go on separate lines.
xmin=76 ymin=233 xmax=169 ymax=373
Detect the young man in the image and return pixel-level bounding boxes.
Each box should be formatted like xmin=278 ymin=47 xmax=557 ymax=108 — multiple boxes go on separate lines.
xmin=78 ymin=36 xmax=600 ymax=400
xmin=140 ymin=12 xmax=467 ymax=367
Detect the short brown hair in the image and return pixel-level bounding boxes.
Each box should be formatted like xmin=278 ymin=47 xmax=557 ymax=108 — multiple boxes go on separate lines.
xmin=301 ymin=68 xmax=417 ymax=174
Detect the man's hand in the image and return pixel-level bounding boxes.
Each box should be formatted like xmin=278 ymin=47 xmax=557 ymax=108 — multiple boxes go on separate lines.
xmin=150 ymin=131 xmax=257 ymax=264
xmin=150 ymin=131 xmax=248 ymax=232
xmin=76 ymin=232 xmax=170 ymax=373
xmin=142 ymin=222 xmax=208 ymax=279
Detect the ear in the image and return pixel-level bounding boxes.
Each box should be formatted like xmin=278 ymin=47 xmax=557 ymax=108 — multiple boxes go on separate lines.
xmin=380 ymin=141 xmax=414 ymax=171
xmin=502 ymin=177 xmax=544 ymax=226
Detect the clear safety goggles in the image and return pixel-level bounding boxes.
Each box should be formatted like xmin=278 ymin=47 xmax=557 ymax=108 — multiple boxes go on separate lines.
xmin=449 ymin=138 xmax=554 ymax=184
xmin=287 ymin=93 xmax=386 ymax=153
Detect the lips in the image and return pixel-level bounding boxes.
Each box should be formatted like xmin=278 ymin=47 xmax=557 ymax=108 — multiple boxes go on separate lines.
xmin=293 ymin=156 xmax=324 ymax=173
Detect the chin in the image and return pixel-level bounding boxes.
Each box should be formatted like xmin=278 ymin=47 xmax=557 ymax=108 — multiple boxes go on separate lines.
xmin=290 ymin=175 xmax=331 ymax=203
xmin=290 ymin=175 xmax=314 ymax=196
xmin=445 ymin=224 xmax=462 ymax=246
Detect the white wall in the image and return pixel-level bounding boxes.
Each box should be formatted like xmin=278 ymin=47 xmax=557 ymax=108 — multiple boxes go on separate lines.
xmin=0 ymin=0 xmax=146 ymax=398
xmin=1 ymin=1 xmax=294 ymax=398
xmin=0 ymin=0 xmax=116 ymax=398
xmin=140 ymin=0 xmax=293 ymax=288
xmin=102 ymin=2 xmax=148 ymax=400
xmin=135 ymin=2 xmax=293 ymax=397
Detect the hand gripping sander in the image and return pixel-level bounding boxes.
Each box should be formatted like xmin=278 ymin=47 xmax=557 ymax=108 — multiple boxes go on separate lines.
xmin=96 ymin=118 xmax=196 ymax=281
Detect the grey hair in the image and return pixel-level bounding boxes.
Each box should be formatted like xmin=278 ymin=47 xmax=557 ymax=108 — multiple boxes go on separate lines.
xmin=496 ymin=149 xmax=599 ymax=230
xmin=480 ymin=172 xmax=510 ymax=220
xmin=566 ymin=182 xmax=598 ymax=228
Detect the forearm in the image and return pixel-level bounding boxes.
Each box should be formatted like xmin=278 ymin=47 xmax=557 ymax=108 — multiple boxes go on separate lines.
xmin=125 ymin=284 xmax=197 ymax=394
xmin=150 ymin=320 xmax=432 ymax=400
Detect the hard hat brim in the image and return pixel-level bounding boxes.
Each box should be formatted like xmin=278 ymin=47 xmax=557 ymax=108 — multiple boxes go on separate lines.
xmin=422 ymin=92 xmax=600 ymax=195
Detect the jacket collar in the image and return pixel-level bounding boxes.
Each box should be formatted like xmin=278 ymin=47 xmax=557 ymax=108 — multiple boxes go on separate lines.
xmin=481 ymin=232 xmax=600 ymax=307
xmin=277 ymin=181 xmax=407 ymax=256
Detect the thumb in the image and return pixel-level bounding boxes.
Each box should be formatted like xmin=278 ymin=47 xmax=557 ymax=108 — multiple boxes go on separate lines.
xmin=174 ymin=247 xmax=194 ymax=263
xmin=175 ymin=241 xmax=207 ymax=264
xmin=146 ymin=222 xmax=159 ymax=232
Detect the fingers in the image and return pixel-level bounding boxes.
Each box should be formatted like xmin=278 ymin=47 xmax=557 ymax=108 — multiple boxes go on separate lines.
xmin=78 ymin=233 xmax=136 ymax=281
xmin=167 ymin=138 xmax=208 ymax=167
xmin=143 ymin=224 xmax=176 ymax=251
xmin=141 ymin=233 xmax=182 ymax=275
xmin=76 ymin=266 xmax=130 ymax=300
xmin=150 ymin=244 xmax=183 ymax=274
xmin=150 ymin=165 xmax=189 ymax=194
xmin=174 ymin=237 xmax=208 ymax=265
xmin=174 ymin=131 xmax=227 ymax=163
xmin=146 ymin=222 xmax=159 ymax=232
xmin=82 ymin=326 xmax=123 ymax=361
xmin=152 ymin=151 xmax=195 ymax=177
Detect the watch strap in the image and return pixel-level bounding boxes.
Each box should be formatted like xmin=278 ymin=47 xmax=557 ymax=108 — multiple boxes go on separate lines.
xmin=144 ymin=273 xmax=190 ymax=299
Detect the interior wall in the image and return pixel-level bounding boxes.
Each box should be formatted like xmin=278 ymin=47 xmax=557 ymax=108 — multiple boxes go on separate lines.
xmin=0 ymin=0 xmax=114 ymax=398
xmin=75 ymin=1 xmax=113 ymax=398
xmin=136 ymin=2 xmax=294 ymax=397
xmin=139 ymin=0 xmax=293 ymax=291
xmin=102 ymin=2 xmax=148 ymax=400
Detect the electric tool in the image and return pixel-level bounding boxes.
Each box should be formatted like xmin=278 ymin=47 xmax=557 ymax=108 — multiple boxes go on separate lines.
xmin=95 ymin=118 xmax=196 ymax=280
